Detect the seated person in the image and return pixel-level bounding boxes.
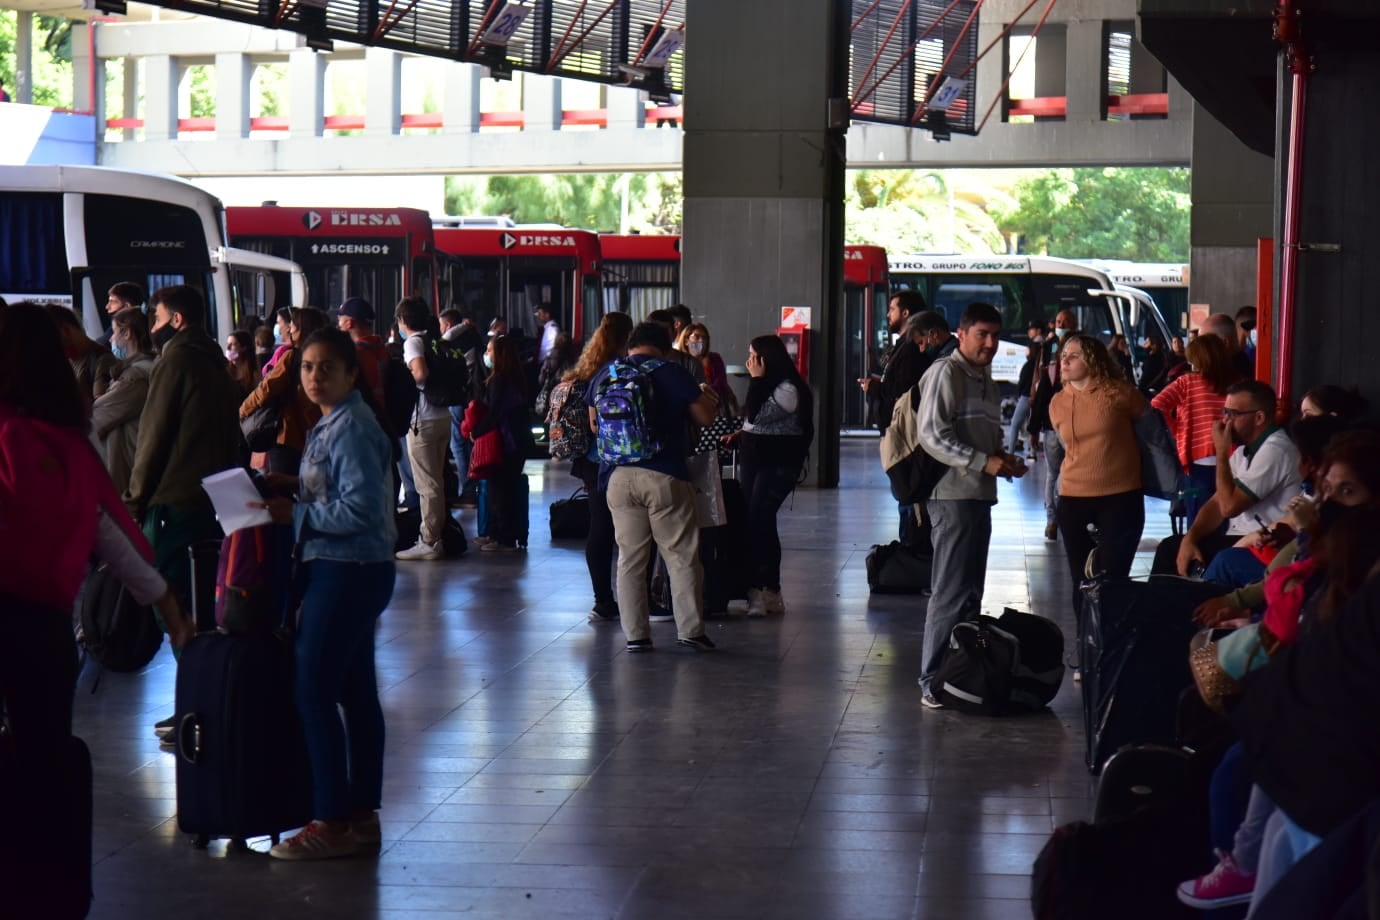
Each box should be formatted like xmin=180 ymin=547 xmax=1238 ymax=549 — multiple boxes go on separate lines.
xmin=1196 ymin=414 xmax=1351 ymax=593
xmin=1153 ymin=381 xmax=1303 ymax=577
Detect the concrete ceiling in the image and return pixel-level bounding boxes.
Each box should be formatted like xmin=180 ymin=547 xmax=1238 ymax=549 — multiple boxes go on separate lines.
xmin=0 ymin=0 xmax=192 ymax=22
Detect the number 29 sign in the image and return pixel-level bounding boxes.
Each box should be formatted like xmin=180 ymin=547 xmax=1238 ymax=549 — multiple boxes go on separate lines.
xmin=481 ymin=2 xmax=530 ymax=46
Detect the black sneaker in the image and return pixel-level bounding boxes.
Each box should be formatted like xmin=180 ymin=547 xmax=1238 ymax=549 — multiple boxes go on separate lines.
xmin=154 ymin=715 xmax=176 ymax=738
xmin=588 ymin=601 xmax=620 ymax=623
xmin=677 ymin=634 xmax=717 ymax=652
xmin=648 ymin=607 xmax=674 ymax=623
xmin=626 ymin=638 xmax=654 ymax=653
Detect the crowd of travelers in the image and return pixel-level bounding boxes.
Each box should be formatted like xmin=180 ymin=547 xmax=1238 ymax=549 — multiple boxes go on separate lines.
xmin=863 ymin=288 xmax=1380 ymax=915
xmin=5 ymin=272 xmax=1378 ymax=917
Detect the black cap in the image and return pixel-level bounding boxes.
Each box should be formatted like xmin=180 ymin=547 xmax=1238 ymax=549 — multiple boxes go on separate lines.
xmin=338 ymin=297 xmax=374 ymax=323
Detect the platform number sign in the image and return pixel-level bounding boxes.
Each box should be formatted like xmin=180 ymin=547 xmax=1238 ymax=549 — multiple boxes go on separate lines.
xmin=929 ymin=77 xmax=968 ymax=113
xmin=644 ymin=28 xmax=685 ymax=69
xmin=482 ymin=3 xmax=530 ymax=46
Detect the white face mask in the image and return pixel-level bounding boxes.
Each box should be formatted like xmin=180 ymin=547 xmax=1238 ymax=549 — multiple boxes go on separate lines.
xmin=688 ymin=340 xmax=706 ymax=357
xmin=1248 ymin=329 xmax=1258 ymax=347
xmin=1054 ymin=327 xmax=1071 ymax=340
xmin=482 ymin=353 xmax=494 ymax=369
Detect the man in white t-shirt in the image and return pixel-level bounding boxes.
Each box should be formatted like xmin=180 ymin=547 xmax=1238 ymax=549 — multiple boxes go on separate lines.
xmin=535 ymin=304 xmax=559 ymax=362
xmin=1167 ymin=380 xmax=1303 ymax=576
xmin=395 ymin=297 xmax=453 ymax=561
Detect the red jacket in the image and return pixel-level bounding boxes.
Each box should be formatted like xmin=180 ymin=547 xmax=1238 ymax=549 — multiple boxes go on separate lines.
xmin=0 ymin=407 xmax=152 ymax=610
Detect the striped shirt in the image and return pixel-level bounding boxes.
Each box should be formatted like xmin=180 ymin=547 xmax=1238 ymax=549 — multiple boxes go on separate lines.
xmin=1151 ymin=372 xmax=1229 ymax=470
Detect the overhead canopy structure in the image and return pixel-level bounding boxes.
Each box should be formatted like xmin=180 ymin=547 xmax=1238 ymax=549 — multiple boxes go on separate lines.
xmin=81 ymin=0 xmax=984 ymax=134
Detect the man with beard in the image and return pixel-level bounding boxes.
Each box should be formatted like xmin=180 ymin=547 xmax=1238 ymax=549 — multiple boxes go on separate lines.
xmin=1153 ymin=380 xmax=1303 ymax=576
xmin=914 ymin=302 xmax=1028 ymax=709
xmin=860 ymin=290 xmax=929 ymax=434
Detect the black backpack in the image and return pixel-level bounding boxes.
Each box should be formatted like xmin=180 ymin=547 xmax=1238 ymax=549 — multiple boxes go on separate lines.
xmin=382 ymin=358 xmax=418 ymax=436
xmin=421 ymin=334 xmax=472 ymax=408
xmin=79 ymin=564 xmax=162 ymax=673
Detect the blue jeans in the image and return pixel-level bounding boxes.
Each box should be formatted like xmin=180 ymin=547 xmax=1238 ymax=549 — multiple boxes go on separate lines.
xmin=920 ymin=499 xmax=993 ymax=695
xmin=295 ymin=559 xmax=395 ymax=821
xmin=396 ymin=437 xmax=419 ymax=511
xmin=1184 ymin=463 xmax=1217 ymax=526
xmin=1209 ymin=743 xmax=1255 ymax=854
xmin=1203 ymin=547 xmax=1267 ymax=590
xmin=741 ymin=463 xmax=798 ymax=591
xmin=1006 ymin=395 xmax=1031 ymax=454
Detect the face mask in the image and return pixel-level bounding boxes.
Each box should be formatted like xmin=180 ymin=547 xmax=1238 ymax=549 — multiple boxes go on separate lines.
xmin=482 ymin=353 xmax=494 ymax=370
xmin=1249 ymin=329 xmax=1258 ymax=348
xmin=688 ymin=341 xmax=706 ymax=357
xmin=1030 ymin=334 xmax=1044 ymax=345
xmin=152 ymin=323 xmax=176 ymax=352
xmin=1054 ymin=328 xmax=1071 ymax=340
xmin=111 ymin=341 xmax=129 ymax=361
xmin=225 ymin=349 xmax=240 ymax=362
xmin=1318 ymin=499 xmax=1363 ymax=532
xmin=273 ymin=326 xmax=285 ymax=346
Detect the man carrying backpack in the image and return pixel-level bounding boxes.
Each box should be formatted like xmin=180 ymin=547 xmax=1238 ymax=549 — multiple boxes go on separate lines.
xmin=394 ymin=297 xmax=469 ymax=561
xmin=587 ymin=322 xmax=720 ymax=652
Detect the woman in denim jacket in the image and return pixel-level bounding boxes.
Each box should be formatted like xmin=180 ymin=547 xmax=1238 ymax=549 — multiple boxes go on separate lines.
xmin=257 ymin=328 xmax=397 ymax=861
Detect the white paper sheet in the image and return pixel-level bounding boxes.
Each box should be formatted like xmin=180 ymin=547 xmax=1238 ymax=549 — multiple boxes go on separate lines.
xmin=201 ymin=468 xmax=273 ymax=534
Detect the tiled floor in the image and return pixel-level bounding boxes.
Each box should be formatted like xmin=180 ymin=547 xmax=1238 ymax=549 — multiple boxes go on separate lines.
xmin=77 ymin=439 xmax=1173 ymax=920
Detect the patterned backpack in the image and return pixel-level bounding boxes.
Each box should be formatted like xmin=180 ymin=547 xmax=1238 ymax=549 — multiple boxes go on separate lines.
xmin=593 ymin=357 xmax=665 ymax=464
xmin=546 ymin=378 xmax=592 ymax=460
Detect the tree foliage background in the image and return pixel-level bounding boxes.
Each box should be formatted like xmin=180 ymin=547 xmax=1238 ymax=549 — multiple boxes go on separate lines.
xmin=992 ymin=167 xmax=1191 ymax=261
xmin=445 ymin=173 xmax=683 ymax=233
xmin=1 ymin=11 xmax=75 ymax=107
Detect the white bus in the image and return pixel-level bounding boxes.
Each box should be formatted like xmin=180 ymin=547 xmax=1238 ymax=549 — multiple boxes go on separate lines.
xmin=1078 ymin=260 xmax=1189 ymax=336
xmin=886 ymin=254 xmax=1141 ymax=386
xmin=0 ymin=166 xmax=305 ymax=338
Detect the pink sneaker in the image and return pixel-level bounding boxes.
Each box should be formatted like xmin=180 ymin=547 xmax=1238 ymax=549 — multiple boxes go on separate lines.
xmin=1176 ymin=849 xmax=1255 ymax=909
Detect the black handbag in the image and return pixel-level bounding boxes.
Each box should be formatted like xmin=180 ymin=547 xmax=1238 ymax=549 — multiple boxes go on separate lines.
xmin=549 ymin=487 xmax=590 ymax=540
xmin=240 ymin=403 xmax=282 ymax=453
xmin=696 ymin=412 xmax=742 ymax=463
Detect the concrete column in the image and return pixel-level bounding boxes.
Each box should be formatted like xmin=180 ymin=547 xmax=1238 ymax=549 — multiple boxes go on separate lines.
xmin=1128 ymin=38 xmax=1165 ymax=95
xmin=72 ymin=23 xmax=103 ymax=124
xmin=1188 ymin=101 xmax=1274 ymax=322
xmin=215 ymin=52 xmax=252 ymax=140
xmin=289 ymin=48 xmax=326 ymax=138
xmin=443 ymin=62 xmax=481 ymax=133
xmin=682 ymin=0 xmax=847 ymax=487
xmin=122 ymin=58 xmax=139 ymax=141
xmin=365 ymin=47 xmax=402 ymax=135
xmin=1032 ymin=24 xmax=1066 ymax=99
xmin=144 ymin=54 xmax=180 ymax=141
xmin=1167 ymin=72 xmax=1191 ymax=124
xmin=1065 ymin=18 xmax=1103 ymax=122
xmin=606 ymin=85 xmax=646 ymax=130
xmin=522 ymin=73 xmax=562 ymax=133
xmin=15 ymin=11 xmax=34 ymax=104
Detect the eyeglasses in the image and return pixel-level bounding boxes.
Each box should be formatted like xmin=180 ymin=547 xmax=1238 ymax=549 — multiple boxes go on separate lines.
xmin=1222 ymin=407 xmax=1260 ymax=418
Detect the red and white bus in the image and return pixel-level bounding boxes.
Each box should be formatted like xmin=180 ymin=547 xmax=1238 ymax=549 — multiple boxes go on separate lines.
xmin=226 ymin=205 xmax=439 ymax=317
xmin=600 ymin=234 xmax=682 ymax=321
xmin=432 ymin=225 xmax=603 ymax=342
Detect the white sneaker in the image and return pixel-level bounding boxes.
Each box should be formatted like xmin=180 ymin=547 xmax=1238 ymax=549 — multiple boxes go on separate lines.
xmin=761 ymin=589 xmax=786 ymax=615
xmin=746 ymin=588 xmax=766 ymax=618
xmin=395 ymin=539 xmax=443 ymax=561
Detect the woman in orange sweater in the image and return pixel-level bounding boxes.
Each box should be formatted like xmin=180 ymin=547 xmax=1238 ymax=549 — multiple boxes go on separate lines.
xmin=1049 ymin=335 xmax=1148 ymax=630
xmin=1151 ymin=334 xmax=1241 ymax=523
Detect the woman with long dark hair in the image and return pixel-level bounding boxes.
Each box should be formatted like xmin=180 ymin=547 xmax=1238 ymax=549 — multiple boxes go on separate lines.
xmin=1152 ymin=333 xmax=1242 ymax=523
xmin=723 ymin=334 xmax=814 ymax=616
xmin=255 ymin=328 xmax=396 ymax=861
xmin=466 ymin=334 xmax=532 ymax=552
xmin=1 ymin=303 xmax=191 ymax=904
xmin=239 ymin=306 xmax=329 ymax=473
xmin=563 ymin=312 xmax=634 ymax=619
xmin=225 ymin=329 xmax=262 ymax=397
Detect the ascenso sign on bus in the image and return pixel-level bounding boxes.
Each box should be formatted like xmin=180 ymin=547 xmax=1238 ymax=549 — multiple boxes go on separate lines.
xmin=888 ymin=256 xmax=1030 ymax=273
xmin=302 ymin=210 xmax=403 ymax=230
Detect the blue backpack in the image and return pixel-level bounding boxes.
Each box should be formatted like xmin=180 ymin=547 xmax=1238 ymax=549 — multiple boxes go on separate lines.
xmin=594 ymin=358 xmax=666 ymax=464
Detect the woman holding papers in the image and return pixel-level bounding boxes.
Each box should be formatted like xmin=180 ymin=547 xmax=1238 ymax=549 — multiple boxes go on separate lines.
xmin=254 ymin=327 xmax=396 ymax=861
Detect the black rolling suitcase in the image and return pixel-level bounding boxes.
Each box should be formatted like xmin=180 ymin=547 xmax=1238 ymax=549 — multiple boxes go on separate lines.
xmin=1079 ymin=574 xmax=1225 ymax=774
xmin=702 ymin=467 xmax=751 ymax=614
xmin=0 ymin=732 xmax=93 ymax=918
xmin=173 ymin=629 xmax=313 ymax=848
xmin=188 ymin=539 xmax=223 ymax=633
xmin=1093 ymin=743 xmax=1191 ymax=821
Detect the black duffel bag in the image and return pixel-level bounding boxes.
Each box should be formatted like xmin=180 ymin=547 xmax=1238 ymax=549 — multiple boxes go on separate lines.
xmin=865 ymin=541 xmax=932 ymax=594
xmin=549 ymin=488 xmax=590 ymax=540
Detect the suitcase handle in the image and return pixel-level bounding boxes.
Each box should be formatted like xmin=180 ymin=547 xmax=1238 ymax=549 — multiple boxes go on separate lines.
xmin=177 ymin=713 xmax=202 ymax=765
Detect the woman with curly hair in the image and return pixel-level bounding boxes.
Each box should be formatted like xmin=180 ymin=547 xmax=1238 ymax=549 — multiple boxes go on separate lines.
xmin=1049 ymin=334 xmax=1148 ymax=633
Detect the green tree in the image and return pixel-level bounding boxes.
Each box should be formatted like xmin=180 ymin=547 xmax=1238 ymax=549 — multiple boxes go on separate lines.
xmin=1 ymin=12 xmax=76 ymax=108
xmin=845 ymin=169 xmax=1008 ymax=253
xmin=443 ymin=172 xmax=682 ymax=233
xmin=992 ymin=167 xmax=1191 ymax=261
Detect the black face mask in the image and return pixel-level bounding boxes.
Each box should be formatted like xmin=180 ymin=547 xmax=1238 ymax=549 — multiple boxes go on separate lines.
xmin=1318 ymin=499 xmax=1363 ymax=532
xmin=151 ymin=323 xmax=177 ymax=352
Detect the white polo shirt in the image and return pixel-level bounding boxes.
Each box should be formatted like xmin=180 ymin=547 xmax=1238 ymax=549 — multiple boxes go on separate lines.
xmin=1225 ymin=426 xmax=1303 ymax=535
